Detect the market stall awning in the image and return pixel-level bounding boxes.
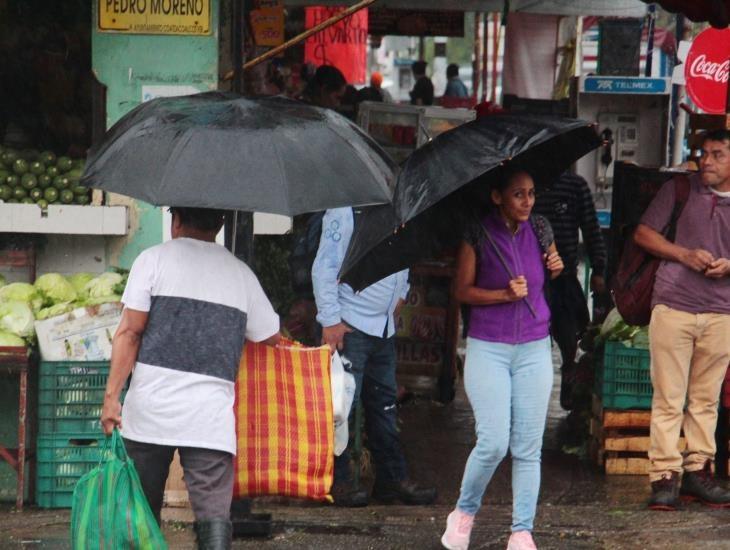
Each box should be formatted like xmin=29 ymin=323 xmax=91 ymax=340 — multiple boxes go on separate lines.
xmin=640 ymin=0 xmax=730 ymax=28
xmin=284 ymin=0 xmax=647 ymax=17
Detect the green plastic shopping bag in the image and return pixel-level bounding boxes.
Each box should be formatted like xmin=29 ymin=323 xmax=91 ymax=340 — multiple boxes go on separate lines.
xmin=70 ymin=429 xmax=167 ymax=549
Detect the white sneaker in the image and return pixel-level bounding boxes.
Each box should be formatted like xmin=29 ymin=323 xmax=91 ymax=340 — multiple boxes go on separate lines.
xmin=441 ymin=509 xmax=474 ymax=550
xmin=507 ymin=530 xmax=537 ymax=550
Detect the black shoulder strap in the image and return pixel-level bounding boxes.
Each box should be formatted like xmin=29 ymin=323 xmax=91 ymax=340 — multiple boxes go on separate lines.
xmin=665 ymin=175 xmax=691 ymax=242
xmin=529 ymin=214 xmax=553 ymax=254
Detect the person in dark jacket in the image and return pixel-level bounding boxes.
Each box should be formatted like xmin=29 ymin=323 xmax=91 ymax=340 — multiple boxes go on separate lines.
xmin=409 ymin=61 xmax=434 ymax=106
xmin=533 ymin=172 xmax=607 ymax=410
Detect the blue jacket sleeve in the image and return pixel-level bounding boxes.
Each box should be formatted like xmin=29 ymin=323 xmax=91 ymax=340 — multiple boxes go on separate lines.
xmin=312 ymin=208 xmax=353 ymax=328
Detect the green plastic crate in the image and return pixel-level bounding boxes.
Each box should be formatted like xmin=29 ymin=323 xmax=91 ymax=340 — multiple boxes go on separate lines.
xmin=38 ymin=361 xmax=123 ymax=435
xmin=597 ymin=341 xmax=652 ymax=409
xmin=36 ymin=434 xmax=105 ymax=508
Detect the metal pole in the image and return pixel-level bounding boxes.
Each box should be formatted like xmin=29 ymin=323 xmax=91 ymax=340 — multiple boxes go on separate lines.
xmin=644 ymin=3 xmax=656 ymax=77
xmin=489 ymin=13 xmax=498 ymax=102
xmin=223 ymin=0 xmax=377 ymax=80
xmin=233 ymin=0 xmax=244 ymax=94
xmin=671 ymin=14 xmax=688 ymax=166
xmin=482 ymin=13 xmax=490 ymax=101
xmin=472 ymin=12 xmax=481 ymax=101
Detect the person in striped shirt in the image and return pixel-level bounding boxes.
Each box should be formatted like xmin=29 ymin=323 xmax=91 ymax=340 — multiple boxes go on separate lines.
xmin=533 ymin=172 xmax=607 ymax=410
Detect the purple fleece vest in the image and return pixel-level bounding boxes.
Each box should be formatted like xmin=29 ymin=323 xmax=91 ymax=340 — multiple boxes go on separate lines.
xmin=467 ymin=212 xmax=551 ymax=344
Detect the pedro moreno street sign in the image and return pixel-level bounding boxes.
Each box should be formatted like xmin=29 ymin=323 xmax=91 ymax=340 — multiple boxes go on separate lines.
xmin=99 ymin=0 xmax=211 ymax=35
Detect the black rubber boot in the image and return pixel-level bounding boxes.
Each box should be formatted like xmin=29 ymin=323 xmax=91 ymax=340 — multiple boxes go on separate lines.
xmin=194 ymin=518 xmax=233 ymax=550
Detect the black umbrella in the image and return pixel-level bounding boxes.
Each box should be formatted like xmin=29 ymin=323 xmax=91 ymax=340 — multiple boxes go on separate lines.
xmin=340 ymin=114 xmax=602 ymax=291
xmin=81 ymin=92 xmax=396 ymax=215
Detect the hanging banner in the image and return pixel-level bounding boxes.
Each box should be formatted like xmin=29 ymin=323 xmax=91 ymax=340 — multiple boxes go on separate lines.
xmin=98 ymin=0 xmax=211 ymax=35
xmin=684 ymin=27 xmax=730 ymax=114
xmin=304 ymin=6 xmax=368 ymax=85
xmin=369 ymin=9 xmax=464 ymax=37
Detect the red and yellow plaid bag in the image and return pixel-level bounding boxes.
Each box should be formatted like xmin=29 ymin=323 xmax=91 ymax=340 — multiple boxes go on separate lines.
xmin=234 ymin=339 xmax=334 ymax=501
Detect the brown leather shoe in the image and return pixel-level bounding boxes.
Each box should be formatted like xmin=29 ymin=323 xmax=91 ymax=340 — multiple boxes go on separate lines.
xmin=372 ymin=479 xmax=436 ymax=505
xmin=648 ymin=472 xmax=680 ymax=511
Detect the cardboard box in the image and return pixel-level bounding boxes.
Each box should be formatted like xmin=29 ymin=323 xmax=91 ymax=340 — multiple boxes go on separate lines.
xmin=34 ymin=302 xmax=123 ymax=361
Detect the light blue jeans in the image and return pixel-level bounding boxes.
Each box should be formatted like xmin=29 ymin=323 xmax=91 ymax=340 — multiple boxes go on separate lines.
xmin=456 ymin=336 xmax=553 ymax=532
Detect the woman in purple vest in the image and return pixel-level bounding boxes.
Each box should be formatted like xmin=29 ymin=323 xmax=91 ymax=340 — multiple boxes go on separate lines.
xmin=441 ymin=169 xmax=563 ymax=550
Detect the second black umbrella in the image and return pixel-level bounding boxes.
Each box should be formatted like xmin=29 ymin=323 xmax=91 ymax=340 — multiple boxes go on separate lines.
xmin=340 ymin=114 xmax=603 ymax=291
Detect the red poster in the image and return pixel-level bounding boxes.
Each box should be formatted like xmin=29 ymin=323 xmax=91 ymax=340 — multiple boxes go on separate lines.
xmin=304 ymin=6 xmax=368 ymax=85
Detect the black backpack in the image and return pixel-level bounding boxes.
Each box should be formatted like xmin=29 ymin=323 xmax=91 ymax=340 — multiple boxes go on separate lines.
xmin=289 ymin=212 xmax=325 ymax=299
xmin=288 ymin=209 xmax=362 ymax=299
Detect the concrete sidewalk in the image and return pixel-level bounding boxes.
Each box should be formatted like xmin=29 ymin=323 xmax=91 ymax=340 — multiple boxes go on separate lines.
xmin=4 ymin=362 xmax=730 ymax=549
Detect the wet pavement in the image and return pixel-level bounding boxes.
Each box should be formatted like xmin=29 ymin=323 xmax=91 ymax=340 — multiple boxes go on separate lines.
xmin=4 ymin=356 xmax=730 ymax=549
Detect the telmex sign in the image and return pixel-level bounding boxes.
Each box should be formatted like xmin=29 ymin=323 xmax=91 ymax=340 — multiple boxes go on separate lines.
xmin=99 ymin=0 xmax=211 ymax=35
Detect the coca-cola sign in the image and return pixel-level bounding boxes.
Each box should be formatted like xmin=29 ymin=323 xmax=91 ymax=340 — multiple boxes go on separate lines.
xmin=685 ymin=28 xmax=730 ymax=114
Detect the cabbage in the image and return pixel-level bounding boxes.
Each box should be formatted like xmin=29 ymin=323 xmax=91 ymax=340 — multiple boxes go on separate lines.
xmin=85 ymin=272 xmax=124 ymax=298
xmin=67 ymin=273 xmax=96 ymax=296
xmin=0 ymin=331 xmax=25 ymax=347
xmin=36 ymin=301 xmax=75 ymax=321
xmin=0 ymin=300 xmax=35 ymax=338
xmin=82 ymin=295 xmax=122 ymax=306
xmin=34 ymin=273 xmax=77 ymax=306
xmin=631 ymin=327 xmax=650 ymax=349
xmin=600 ymin=308 xmax=624 ymax=337
xmin=0 ymin=274 xmax=6 ymax=287
xmin=0 ymin=282 xmax=43 ymax=311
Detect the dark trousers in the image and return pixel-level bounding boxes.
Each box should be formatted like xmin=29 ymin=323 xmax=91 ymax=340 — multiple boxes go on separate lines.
xmin=124 ymin=438 xmax=233 ymax=524
xmin=548 ymin=274 xmax=590 ymax=369
xmin=334 ymin=329 xmax=408 ymax=484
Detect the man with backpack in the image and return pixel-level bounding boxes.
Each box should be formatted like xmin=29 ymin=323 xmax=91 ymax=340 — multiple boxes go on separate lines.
xmin=634 ymin=129 xmax=730 ymax=510
xmin=312 ymin=206 xmax=437 ymax=507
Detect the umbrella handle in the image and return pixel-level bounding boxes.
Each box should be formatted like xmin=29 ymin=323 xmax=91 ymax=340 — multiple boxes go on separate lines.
xmin=480 ymin=225 xmax=538 ymax=318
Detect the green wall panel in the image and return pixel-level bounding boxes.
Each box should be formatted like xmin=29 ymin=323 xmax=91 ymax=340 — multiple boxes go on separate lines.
xmin=91 ymin=1 xmax=221 ymax=268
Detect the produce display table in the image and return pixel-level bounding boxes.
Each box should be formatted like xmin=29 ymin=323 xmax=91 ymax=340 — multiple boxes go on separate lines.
xmin=0 ymin=346 xmax=33 ymax=509
xmin=395 ymin=261 xmax=460 ymax=402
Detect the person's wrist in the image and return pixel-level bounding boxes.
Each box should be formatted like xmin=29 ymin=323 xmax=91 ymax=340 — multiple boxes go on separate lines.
xmin=676 ymin=247 xmax=690 ymax=265
xmin=320 ymin=317 xmax=341 ymax=329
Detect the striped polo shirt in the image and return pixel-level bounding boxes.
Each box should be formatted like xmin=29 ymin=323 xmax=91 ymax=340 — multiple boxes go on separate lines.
xmin=533 ymin=172 xmax=607 ymax=275
xmin=120 ymin=238 xmax=279 ymax=455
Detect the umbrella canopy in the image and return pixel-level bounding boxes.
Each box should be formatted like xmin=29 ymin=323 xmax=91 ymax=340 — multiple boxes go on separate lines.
xmin=81 ymin=92 xmax=396 ymax=216
xmin=285 ymin=0 xmax=647 ymax=17
xmin=340 ymin=114 xmax=602 ymax=291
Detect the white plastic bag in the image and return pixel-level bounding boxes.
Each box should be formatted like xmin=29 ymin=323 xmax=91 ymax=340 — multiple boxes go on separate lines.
xmin=331 ymin=351 xmax=356 ymax=456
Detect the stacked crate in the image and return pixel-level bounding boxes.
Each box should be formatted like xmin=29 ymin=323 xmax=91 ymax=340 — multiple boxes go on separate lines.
xmin=36 ymin=361 xmax=114 ymax=507
xmin=590 ymin=342 xmax=685 ymax=475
